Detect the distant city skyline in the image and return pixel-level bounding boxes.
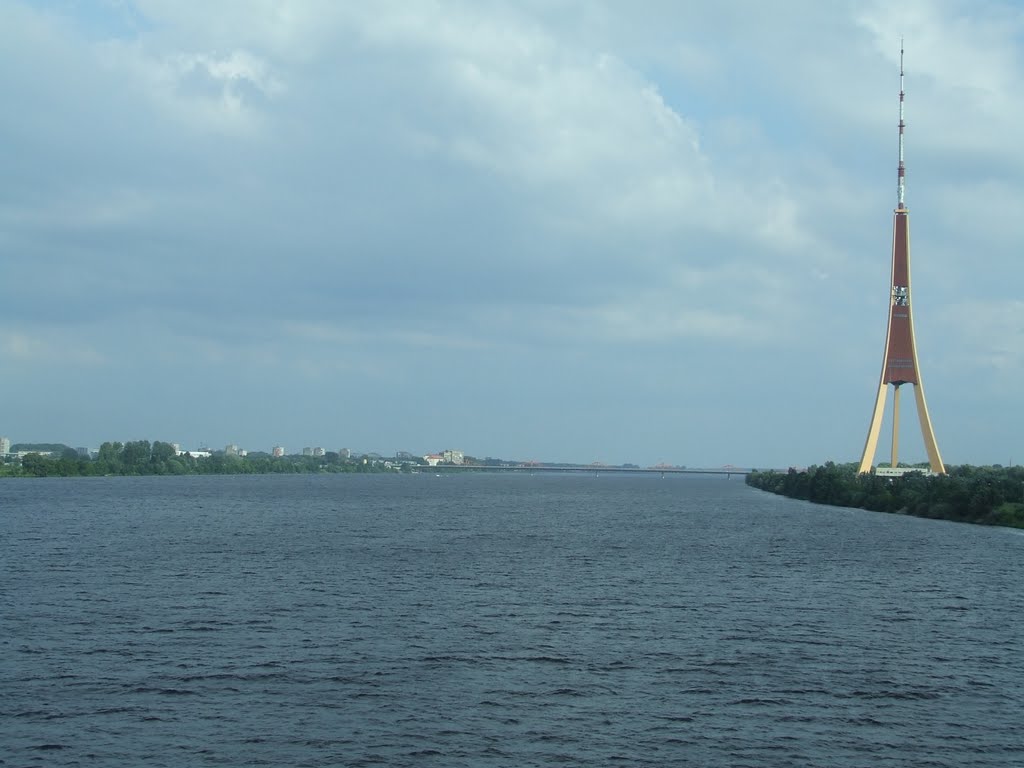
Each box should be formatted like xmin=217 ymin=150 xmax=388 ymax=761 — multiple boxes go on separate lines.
xmin=0 ymin=434 xmax=641 ymax=467
xmin=2 ymin=433 xmax=706 ymax=468
xmin=3 ymin=2 xmax=1023 ymax=469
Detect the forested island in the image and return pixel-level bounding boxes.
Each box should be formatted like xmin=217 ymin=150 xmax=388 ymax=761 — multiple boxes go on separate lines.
xmin=0 ymin=441 xmax=412 ymax=477
xmin=747 ymin=462 xmax=1024 ymax=528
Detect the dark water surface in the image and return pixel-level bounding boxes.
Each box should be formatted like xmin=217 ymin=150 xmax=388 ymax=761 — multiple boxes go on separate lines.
xmin=2 ymin=473 xmax=1023 ymax=767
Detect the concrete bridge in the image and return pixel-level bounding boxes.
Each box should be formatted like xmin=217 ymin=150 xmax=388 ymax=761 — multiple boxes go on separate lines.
xmin=426 ymin=464 xmax=754 ymax=477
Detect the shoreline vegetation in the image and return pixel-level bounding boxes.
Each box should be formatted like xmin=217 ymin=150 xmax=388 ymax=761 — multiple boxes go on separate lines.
xmin=0 ymin=441 xmax=650 ymax=479
xmin=0 ymin=441 xmax=418 ymax=478
xmin=746 ymin=462 xmax=1024 ymax=529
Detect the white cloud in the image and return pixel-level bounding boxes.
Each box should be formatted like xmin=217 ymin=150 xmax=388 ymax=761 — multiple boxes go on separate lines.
xmin=0 ymin=330 xmax=106 ymax=366
xmin=942 ymin=299 xmax=1024 ymax=374
xmin=857 ymin=0 xmax=1024 ymax=164
xmin=97 ymin=42 xmax=283 ymax=135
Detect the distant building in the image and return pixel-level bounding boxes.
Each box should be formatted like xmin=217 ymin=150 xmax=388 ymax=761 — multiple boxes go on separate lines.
xmin=225 ymin=444 xmax=240 ymax=456
xmin=176 ymin=448 xmax=212 ymax=458
xmin=313 ymin=447 xmax=325 ymax=457
xmin=0 ymin=436 xmax=10 ymax=456
xmin=874 ymin=466 xmax=937 ymax=478
xmin=339 ymin=448 xmax=351 ymax=459
xmin=442 ymin=449 xmax=464 ymax=465
xmin=302 ymin=447 xmax=313 ymax=456
xmin=272 ymin=446 xmax=285 ymax=457
xmin=424 ymin=454 xmax=443 ymax=467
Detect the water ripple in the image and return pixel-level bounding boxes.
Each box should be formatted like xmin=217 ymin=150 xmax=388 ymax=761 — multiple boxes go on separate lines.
xmin=3 ymin=473 xmax=1024 ymax=767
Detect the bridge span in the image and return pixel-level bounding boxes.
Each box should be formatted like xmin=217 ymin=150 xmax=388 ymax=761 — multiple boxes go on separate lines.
xmin=425 ymin=464 xmax=753 ymax=477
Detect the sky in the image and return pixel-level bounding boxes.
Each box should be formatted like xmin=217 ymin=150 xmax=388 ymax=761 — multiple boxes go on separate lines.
xmin=2 ymin=0 xmax=1022 ymax=469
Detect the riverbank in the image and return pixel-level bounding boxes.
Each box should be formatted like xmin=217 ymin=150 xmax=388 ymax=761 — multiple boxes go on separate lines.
xmin=746 ymin=462 xmax=1024 ymax=528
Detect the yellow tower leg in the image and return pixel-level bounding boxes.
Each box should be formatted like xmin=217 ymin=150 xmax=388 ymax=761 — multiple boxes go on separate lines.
xmin=858 ymin=382 xmax=888 ymax=474
xmin=913 ymin=383 xmax=945 ymax=473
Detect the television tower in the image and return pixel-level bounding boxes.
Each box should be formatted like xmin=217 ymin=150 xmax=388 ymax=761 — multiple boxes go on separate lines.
xmin=858 ymin=44 xmax=945 ymax=475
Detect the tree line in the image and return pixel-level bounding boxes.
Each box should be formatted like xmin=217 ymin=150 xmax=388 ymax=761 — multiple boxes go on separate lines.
xmin=2 ymin=441 xmax=408 ymax=478
xmin=746 ymin=462 xmax=1024 ymax=528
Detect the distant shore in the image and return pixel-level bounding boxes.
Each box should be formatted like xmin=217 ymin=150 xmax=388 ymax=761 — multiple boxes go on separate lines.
xmin=0 ymin=441 xmax=687 ymax=479
xmin=1 ymin=441 xmax=409 ymax=478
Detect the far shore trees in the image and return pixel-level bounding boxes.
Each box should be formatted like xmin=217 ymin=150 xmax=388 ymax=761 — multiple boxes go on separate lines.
xmin=2 ymin=441 xmax=420 ymax=478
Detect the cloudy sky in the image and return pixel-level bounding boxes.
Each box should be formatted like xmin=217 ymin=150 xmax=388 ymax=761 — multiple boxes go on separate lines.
xmin=2 ymin=0 xmax=1022 ymax=468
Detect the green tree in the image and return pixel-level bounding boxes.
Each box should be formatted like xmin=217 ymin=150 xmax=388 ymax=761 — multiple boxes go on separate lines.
xmin=21 ymin=453 xmax=54 ymax=477
xmin=121 ymin=440 xmax=152 ymax=473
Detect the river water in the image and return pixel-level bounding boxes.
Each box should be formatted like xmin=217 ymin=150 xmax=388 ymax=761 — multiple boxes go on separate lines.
xmin=2 ymin=472 xmax=1023 ymax=767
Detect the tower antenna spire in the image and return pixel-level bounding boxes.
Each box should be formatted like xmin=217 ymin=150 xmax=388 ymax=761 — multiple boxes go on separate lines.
xmin=897 ymin=39 xmax=906 ymax=209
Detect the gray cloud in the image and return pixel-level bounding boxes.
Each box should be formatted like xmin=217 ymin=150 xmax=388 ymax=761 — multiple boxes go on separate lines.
xmin=1 ymin=0 xmax=1021 ymax=466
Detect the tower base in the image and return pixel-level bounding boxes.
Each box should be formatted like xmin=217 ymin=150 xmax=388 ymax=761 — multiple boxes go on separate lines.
xmin=858 ymin=381 xmax=944 ymax=475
